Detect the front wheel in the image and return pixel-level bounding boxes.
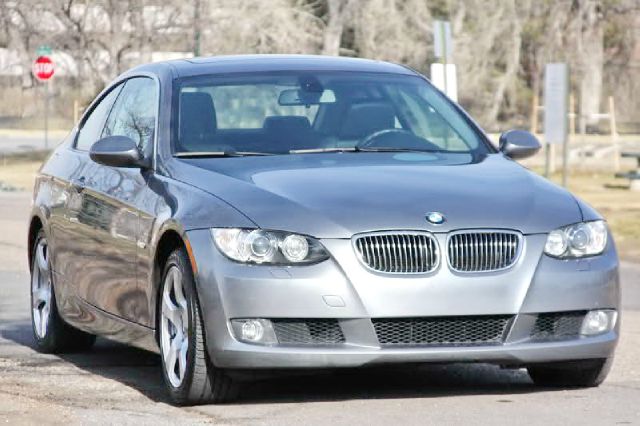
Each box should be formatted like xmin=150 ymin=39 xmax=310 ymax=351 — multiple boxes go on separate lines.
xmin=159 ymin=247 xmax=238 ymax=405
xmin=30 ymin=229 xmax=95 ymax=353
xmin=527 ymin=358 xmax=613 ymax=388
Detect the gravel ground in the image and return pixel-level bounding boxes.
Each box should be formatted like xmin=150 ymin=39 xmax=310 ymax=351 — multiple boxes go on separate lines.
xmin=1 ymin=192 xmax=639 ymax=425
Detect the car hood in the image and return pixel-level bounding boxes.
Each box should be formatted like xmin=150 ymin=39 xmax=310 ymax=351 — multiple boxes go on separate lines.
xmin=169 ymin=152 xmax=583 ymax=238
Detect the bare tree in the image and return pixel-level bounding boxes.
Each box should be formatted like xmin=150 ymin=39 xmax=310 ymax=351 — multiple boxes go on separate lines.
xmin=445 ymin=0 xmax=527 ymax=127
xmin=47 ymin=1 xmax=187 ymax=91
xmin=353 ymin=0 xmax=431 ymax=67
xmin=0 ymin=0 xmax=46 ymax=87
xmin=0 ymin=0 xmax=639 ymax=130
xmin=320 ymin=0 xmax=357 ymax=55
xmin=200 ymin=0 xmax=323 ymax=55
xmin=576 ymin=0 xmax=605 ymax=128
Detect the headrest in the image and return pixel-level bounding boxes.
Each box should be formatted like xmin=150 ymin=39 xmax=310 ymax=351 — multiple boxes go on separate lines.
xmin=179 ymin=92 xmax=217 ymax=151
xmin=339 ymin=102 xmax=396 ymax=139
xmin=263 ymin=116 xmax=312 ymax=135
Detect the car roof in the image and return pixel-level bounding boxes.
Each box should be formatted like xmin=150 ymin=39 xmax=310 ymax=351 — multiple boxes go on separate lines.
xmin=128 ymin=54 xmax=418 ymax=79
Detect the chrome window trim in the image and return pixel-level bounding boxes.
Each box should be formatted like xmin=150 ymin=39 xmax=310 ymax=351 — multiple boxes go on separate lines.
xmin=72 ymin=72 xmax=161 ymax=172
xmin=351 ymin=230 xmax=441 ymax=275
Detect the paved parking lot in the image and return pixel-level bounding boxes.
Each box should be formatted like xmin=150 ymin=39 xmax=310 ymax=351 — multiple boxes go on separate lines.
xmin=1 ymin=192 xmax=639 ymax=425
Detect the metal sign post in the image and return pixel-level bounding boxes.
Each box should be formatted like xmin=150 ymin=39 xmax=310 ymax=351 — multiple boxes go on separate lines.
xmin=432 ymin=20 xmax=457 ymax=101
xmin=543 ymin=63 xmax=569 ymax=185
xmin=434 ymin=20 xmax=451 ymax=93
xmin=32 ymin=50 xmax=55 ymax=151
xmin=44 ymin=82 xmax=49 ymax=150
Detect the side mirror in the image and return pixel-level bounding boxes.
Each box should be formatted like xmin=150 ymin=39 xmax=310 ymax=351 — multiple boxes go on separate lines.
xmin=89 ymin=136 xmax=146 ymax=168
xmin=499 ymin=130 xmax=541 ymax=160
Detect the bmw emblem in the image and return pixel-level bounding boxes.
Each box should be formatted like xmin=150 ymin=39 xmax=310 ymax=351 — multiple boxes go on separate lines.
xmin=426 ymin=212 xmax=446 ymax=225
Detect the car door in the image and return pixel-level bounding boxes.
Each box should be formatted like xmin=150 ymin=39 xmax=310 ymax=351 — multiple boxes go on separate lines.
xmin=76 ymin=77 xmax=158 ymax=324
xmin=50 ymin=83 xmax=124 ymax=315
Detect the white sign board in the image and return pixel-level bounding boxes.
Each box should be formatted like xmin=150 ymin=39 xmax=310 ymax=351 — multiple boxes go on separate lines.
xmin=430 ymin=63 xmax=458 ymax=102
xmin=433 ymin=20 xmax=453 ymax=61
xmin=544 ymin=63 xmax=569 ymax=144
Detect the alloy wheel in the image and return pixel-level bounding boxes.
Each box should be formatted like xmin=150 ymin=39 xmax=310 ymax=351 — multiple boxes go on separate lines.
xmin=160 ymin=266 xmax=190 ymax=388
xmin=31 ymin=238 xmax=52 ymax=339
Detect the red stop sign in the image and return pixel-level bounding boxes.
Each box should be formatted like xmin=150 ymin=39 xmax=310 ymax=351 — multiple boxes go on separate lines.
xmin=33 ymin=56 xmax=54 ymax=81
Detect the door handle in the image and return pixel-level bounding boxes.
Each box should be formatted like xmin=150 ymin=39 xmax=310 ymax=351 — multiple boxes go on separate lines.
xmin=71 ymin=176 xmax=86 ymax=192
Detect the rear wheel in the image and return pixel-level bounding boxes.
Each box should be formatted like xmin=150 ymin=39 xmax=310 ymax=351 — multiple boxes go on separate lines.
xmin=30 ymin=229 xmax=95 ymax=353
xmin=159 ymin=247 xmax=238 ymax=405
xmin=527 ymin=358 xmax=613 ymax=388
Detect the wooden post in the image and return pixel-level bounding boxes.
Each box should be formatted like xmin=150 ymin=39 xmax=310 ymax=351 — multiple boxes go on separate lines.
xmin=73 ymin=99 xmax=79 ymax=124
xmin=530 ymin=93 xmax=539 ymax=134
xmin=569 ymin=93 xmax=576 ymax=138
xmin=568 ymin=93 xmax=576 ymax=170
xmin=609 ymin=96 xmax=619 ymax=172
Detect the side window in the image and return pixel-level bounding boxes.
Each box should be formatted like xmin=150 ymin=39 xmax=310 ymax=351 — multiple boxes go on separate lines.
xmin=103 ymin=77 xmax=158 ymax=152
xmin=75 ymin=84 xmax=123 ymax=151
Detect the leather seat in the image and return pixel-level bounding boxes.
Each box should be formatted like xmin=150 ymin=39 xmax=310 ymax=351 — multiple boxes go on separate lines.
xmin=262 ymin=116 xmax=317 ymax=152
xmin=179 ymin=92 xmax=217 ymax=152
xmin=339 ymin=102 xmax=396 ymax=141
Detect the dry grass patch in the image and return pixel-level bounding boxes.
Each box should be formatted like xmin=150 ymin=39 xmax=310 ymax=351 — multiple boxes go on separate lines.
xmin=0 ymin=159 xmax=41 ymax=190
xmin=0 ymin=152 xmax=49 ymax=190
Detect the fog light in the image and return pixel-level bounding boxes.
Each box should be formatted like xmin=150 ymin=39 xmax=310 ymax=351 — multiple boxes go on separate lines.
xmin=231 ymin=319 xmax=278 ymax=345
xmin=581 ymin=310 xmax=617 ymax=336
xmin=242 ymin=320 xmax=264 ymax=341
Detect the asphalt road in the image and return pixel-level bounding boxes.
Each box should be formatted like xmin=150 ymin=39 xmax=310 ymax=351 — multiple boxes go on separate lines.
xmin=1 ymin=192 xmax=639 ymax=425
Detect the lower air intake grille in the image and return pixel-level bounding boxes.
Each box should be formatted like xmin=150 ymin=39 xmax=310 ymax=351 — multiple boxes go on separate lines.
xmin=373 ymin=315 xmax=512 ymax=347
xmin=530 ymin=311 xmax=586 ymax=341
xmin=272 ymin=319 xmax=345 ymax=345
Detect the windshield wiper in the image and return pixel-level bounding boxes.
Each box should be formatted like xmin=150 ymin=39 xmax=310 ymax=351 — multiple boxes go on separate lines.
xmin=355 ymin=147 xmax=446 ymax=153
xmin=174 ymin=151 xmax=274 ymax=158
xmin=289 ymin=147 xmax=358 ymax=154
xmin=290 ymin=146 xmax=450 ymax=155
xmin=177 ymin=147 xmax=457 ymax=157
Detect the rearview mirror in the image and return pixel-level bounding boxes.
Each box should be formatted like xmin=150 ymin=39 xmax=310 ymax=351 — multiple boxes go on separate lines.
xmin=499 ymin=130 xmax=541 ymax=160
xmin=89 ymin=136 xmax=146 ymax=168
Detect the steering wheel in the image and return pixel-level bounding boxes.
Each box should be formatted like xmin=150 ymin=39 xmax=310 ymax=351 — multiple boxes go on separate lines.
xmin=357 ymin=128 xmax=440 ymax=151
xmin=358 ymin=129 xmax=413 ymax=148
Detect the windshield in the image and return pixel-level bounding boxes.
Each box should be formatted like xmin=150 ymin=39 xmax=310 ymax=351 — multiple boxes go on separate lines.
xmin=174 ymin=72 xmax=491 ymax=156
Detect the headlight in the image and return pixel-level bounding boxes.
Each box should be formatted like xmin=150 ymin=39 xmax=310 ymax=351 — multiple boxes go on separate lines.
xmin=211 ymin=228 xmax=329 ymax=265
xmin=544 ymin=220 xmax=608 ymax=258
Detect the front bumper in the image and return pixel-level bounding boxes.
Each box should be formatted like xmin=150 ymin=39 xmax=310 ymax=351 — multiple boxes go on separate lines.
xmin=186 ymin=229 xmax=620 ymax=369
xmin=212 ymin=330 xmax=618 ymax=369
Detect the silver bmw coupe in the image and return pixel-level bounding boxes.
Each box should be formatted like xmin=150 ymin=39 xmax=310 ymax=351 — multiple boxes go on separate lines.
xmin=29 ymin=55 xmax=619 ymax=405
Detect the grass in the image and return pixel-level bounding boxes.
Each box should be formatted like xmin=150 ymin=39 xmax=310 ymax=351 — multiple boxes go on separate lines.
xmin=1 ymin=155 xmax=638 ymax=262
xmin=0 ymin=153 xmax=46 ymax=190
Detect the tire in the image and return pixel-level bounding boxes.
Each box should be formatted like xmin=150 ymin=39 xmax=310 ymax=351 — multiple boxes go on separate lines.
xmin=527 ymin=357 xmax=613 ymax=388
xmin=159 ymin=247 xmax=238 ymax=405
xmin=30 ymin=229 xmax=96 ymax=353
